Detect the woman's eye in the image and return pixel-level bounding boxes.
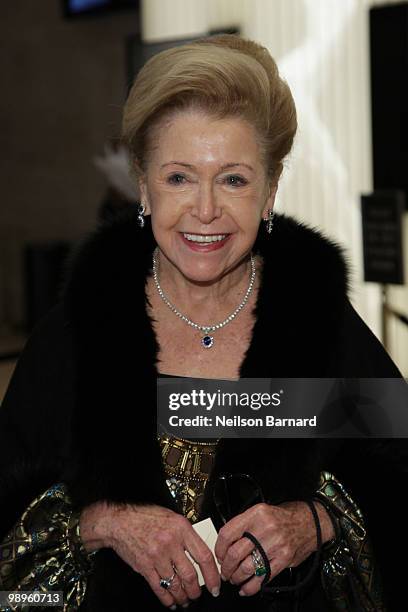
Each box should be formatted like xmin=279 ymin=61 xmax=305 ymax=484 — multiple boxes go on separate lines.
xmin=225 ymin=175 xmax=248 ymax=186
xmin=167 ymin=173 xmax=186 ymax=185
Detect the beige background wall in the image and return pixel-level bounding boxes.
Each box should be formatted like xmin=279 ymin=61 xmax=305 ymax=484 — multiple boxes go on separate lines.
xmin=0 ymin=1 xmax=139 ymax=326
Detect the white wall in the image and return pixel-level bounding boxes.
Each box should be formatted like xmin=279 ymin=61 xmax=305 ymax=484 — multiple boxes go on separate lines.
xmin=141 ymin=0 xmax=408 ymax=373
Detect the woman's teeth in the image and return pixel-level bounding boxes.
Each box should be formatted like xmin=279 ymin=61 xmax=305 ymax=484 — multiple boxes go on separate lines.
xmin=183 ymin=233 xmax=227 ymax=243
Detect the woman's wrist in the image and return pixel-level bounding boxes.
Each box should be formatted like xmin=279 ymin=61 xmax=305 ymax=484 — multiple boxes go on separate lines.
xmin=278 ymin=499 xmax=335 ymax=561
xmin=79 ymin=501 xmax=115 ymax=553
xmin=312 ymin=497 xmax=342 ymax=558
xmin=311 ymin=500 xmax=336 ymax=547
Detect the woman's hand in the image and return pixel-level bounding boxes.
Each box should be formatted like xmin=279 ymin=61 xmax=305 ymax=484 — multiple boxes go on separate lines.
xmin=79 ymin=502 xmax=220 ymax=609
xmin=214 ymin=500 xmax=335 ymax=597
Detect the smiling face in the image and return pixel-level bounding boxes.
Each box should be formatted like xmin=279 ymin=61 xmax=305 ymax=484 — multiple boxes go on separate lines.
xmin=139 ymin=109 xmax=277 ymax=285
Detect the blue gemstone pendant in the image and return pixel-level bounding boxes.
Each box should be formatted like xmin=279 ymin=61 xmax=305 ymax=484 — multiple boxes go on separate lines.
xmin=202 ymin=335 xmax=214 ymax=348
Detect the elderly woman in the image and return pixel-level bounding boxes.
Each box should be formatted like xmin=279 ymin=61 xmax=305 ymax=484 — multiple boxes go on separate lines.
xmin=0 ymin=35 xmax=406 ymax=612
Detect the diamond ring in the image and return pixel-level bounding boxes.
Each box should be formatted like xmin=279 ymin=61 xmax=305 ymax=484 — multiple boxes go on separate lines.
xmin=159 ymin=572 xmax=176 ymax=590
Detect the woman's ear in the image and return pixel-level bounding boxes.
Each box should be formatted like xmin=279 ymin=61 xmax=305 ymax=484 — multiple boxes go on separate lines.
xmin=262 ymin=181 xmax=279 ymax=220
xmin=138 ymin=176 xmax=151 ymax=216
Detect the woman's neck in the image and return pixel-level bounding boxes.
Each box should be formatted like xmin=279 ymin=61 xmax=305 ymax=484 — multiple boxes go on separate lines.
xmin=151 ymin=250 xmax=261 ymax=320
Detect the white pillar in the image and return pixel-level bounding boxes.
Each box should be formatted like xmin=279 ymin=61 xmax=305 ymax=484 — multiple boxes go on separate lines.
xmin=141 ymin=0 xmax=209 ymax=43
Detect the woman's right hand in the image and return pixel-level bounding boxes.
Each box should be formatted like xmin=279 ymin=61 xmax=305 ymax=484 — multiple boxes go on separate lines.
xmin=79 ymin=502 xmax=221 ymax=608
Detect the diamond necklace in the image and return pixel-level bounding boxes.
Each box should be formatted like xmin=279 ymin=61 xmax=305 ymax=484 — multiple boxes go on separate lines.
xmin=152 ymin=247 xmax=256 ymax=349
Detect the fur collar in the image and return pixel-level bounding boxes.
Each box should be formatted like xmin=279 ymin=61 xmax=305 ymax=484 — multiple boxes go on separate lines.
xmin=63 ymin=208 xmax=349 ymax=512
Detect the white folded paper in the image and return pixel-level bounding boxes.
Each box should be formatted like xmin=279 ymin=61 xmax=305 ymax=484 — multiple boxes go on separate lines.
xmin=185 ymin=517 xmax=221 ymax=587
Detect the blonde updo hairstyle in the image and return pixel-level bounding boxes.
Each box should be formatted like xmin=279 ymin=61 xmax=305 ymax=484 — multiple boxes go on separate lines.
xmin=122 ymin=34 xmax=297 ymax=186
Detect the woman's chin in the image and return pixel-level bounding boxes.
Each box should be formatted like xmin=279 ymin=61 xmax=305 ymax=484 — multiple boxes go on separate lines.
xmin=179 ymin=270 xmax=225 ymax=285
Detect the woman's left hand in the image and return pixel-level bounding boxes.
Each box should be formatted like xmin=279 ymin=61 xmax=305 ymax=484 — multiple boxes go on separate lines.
xmin=214 ymin=501 xmax=335 ymax=597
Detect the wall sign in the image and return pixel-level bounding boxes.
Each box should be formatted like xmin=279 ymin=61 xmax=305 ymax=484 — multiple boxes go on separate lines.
xmin=361 ymin=191 xmax=405 ymax=285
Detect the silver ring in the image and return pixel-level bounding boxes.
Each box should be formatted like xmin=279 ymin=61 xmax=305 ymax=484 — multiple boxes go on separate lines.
xmin=159 ymin=572 xmax=176 ymax=590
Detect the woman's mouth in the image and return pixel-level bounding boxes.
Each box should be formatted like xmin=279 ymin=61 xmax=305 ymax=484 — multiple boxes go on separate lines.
xmin=179 ymin=232 xmax=232 ymax=251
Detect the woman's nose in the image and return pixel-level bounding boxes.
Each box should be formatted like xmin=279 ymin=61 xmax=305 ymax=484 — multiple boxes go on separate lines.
xmin=191 ymin=186 xmax=222 ymax=223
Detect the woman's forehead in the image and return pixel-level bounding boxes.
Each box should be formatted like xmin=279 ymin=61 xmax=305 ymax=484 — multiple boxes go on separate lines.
xmin=147 ymin=111 xmax=263 ymax=168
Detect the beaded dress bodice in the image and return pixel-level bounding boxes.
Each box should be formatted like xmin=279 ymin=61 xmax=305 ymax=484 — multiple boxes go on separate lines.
xmin=158 ymin=435 xmax=219 ymax=523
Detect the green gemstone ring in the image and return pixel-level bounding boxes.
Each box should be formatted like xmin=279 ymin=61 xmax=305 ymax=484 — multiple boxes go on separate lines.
xmin=251 ymin=549 xmax=267 ymax=577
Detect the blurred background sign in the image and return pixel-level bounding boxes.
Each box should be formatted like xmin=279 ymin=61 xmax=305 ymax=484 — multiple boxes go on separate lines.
xmin=361 ymin=191 xmax=405 ymax=285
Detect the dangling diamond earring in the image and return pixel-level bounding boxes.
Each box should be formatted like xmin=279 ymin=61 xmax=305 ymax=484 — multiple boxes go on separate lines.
xmin=264 ymin=209 xmax=274 ymax=234
xmin=137 ymin=203 xmax=146 ymax=228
